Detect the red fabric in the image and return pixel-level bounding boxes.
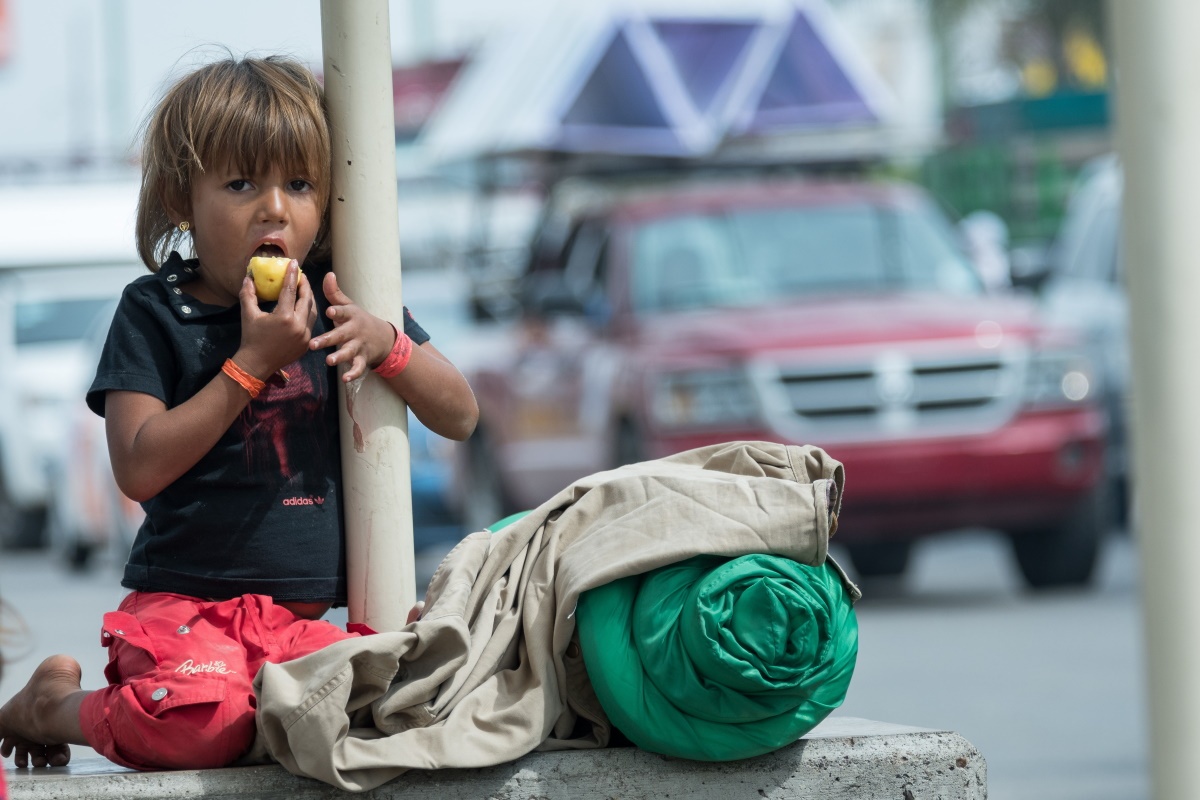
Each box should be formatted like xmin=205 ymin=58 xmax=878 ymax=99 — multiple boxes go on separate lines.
xmin=78 ymin=592 xmax=360 ymax=770
xmin=0 ymin=756 xmax=7 ymax=799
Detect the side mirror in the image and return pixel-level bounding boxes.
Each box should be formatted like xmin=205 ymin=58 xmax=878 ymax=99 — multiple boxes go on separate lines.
xmin=1008 ymin=242 xmax=1053 ymax=291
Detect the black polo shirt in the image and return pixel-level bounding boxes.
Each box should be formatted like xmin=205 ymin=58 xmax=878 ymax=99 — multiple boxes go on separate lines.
xmin=87 ymin=252 xmax=429 ymax=604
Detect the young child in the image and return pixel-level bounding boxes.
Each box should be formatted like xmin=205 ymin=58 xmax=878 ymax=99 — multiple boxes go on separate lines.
xmin=0 ymin=54 xmax=478 ymax=772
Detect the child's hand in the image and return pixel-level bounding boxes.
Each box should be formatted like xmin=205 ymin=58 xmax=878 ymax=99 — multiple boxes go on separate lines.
xmin=235 ymin=260 xmax=317 ymax=377
xmin=309 ymin=272 xmax=396 ymax=382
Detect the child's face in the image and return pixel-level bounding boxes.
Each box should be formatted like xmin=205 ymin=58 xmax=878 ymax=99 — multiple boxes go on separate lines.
xmin=187 ymin=160 xmax=323 ymax=296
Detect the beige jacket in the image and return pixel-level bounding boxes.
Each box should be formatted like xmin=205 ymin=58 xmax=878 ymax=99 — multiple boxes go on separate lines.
xmin=251 ymin=440 xmax=855 ymax=792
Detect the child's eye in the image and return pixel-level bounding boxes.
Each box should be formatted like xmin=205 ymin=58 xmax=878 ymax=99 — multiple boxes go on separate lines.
xmin=227 ymin=179 xmax=252 ymax=192
xmin=289 ymin=179 xmax=313 ymax=192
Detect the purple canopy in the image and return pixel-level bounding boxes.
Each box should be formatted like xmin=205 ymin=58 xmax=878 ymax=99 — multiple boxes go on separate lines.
xmin=421 ymin=1 xmax=895 ymax=163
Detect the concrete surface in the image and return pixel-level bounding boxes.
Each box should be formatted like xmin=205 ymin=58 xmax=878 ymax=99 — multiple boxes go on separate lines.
xmin=5 ymin=717 xmax=985 ymax=799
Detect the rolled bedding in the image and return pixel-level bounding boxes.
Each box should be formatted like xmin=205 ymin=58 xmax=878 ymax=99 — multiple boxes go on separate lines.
xmin=576 ymin=553 xmax=858 ymax=761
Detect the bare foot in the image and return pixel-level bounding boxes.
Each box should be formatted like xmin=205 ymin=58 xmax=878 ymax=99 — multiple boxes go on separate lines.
xmin=0 ymin=655 xmax=87 ymax=768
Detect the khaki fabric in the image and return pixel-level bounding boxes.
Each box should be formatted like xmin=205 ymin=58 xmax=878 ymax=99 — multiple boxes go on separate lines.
xmin=250 ymin=440 xmax=855 ymax=792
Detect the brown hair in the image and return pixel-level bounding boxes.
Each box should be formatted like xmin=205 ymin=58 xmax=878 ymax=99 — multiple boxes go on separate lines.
xmin=136 ymin=54 xmax=332 ymax=271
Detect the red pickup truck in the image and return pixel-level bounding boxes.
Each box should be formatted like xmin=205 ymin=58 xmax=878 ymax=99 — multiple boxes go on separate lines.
xmin=456 ymin=173 xmax=1109 ymax=588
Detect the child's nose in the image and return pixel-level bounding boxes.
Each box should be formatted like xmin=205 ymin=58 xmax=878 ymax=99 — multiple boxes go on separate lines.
xmin=259 ymin=187 xmax=288 ymax=222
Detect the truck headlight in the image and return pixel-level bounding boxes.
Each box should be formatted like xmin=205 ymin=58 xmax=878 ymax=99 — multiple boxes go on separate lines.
xmin=1024 ymin=351 xmax=1096 ymax=408
xmin=650 ymin=369 xmax=759 ymax=428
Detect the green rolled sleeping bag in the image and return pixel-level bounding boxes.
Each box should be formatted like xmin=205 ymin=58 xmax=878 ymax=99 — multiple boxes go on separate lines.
xmin=575 ymin=554 xmax=858 ymax=761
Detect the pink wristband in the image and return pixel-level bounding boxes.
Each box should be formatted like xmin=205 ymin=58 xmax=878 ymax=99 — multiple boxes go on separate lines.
xmin=374 ymin=323 xmax=413 ymax=378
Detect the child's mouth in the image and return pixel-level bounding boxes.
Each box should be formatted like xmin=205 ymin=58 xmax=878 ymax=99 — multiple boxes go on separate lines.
xmin=254 ymin=244 xmax=286 ymax=258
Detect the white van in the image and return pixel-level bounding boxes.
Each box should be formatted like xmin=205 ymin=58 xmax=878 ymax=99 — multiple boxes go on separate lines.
xmin=0 ymin=180 xmax=146 ymax=549
xmin=1039 ymin=155 xmax=1130 ymax=520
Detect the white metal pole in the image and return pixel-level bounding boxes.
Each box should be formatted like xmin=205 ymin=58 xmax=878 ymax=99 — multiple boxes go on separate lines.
xmin=321 ymin=0 xmax=415 ymax=632
xmin=1110 ymin=1 xmax=1200 ymax=796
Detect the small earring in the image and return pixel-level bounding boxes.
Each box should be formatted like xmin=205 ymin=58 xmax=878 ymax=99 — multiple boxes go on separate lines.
xmin=178 ymin=221 xmax=191 ymax=233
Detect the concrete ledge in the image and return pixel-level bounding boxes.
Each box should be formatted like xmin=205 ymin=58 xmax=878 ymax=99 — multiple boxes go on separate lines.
xmin=5 ymin=717 xmax=985 ymax=799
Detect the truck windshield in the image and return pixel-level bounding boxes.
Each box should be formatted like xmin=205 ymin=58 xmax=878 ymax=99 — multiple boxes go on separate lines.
xmin=630 ymin=201 xmax=982 ymax=312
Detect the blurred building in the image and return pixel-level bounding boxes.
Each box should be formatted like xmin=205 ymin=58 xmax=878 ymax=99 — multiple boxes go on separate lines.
xmin=0 ymin=0 xmax=11 ymax=65
xmin=392 ymin=57 xmax=467 ymax=143
xmin=829 ymin=0 xmax=941 ymax=161
xmin=916 ymin=0 xmax=1111 ymax=245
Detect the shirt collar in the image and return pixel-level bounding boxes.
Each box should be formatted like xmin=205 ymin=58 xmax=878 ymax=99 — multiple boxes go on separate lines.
xmin=158 ymin=251 xmax=234 ymax=320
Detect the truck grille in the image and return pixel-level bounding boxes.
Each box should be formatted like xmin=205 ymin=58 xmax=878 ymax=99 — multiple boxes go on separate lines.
xmin=758 ymin=348 xmax=1020 ymax=441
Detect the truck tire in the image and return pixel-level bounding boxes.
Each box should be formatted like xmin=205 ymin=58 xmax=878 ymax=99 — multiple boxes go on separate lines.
xmin=0 ymin=482 xmax=19 ymax=548
xmin=45 ymin=482 xmax=96 ymax=572
xmin=613 ymin=419 xmax=645 ymax=467
xmin=0 ymin=460 xmax=48 ymax=550
xmin=65 ymin=540 xmax=97 ymax=572
xmin=0 ymin=491 xmax=48 ymax=550
xmin=1111 ymin=473 xmax=1131 ymax=531
xmin=3 ymin=508 xmax=48 ymax=550
xmin=461 ymin=434 xmax=510 ymax=534
xmin=845 ymin=541 xmax=912 ymax=579
xmin=1009 ymin=484 xmax=1108 ymax=589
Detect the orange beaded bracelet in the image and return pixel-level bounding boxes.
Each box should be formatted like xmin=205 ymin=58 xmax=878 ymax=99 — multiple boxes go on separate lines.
xmin=222 ymin=358 xmax=266 ymax=399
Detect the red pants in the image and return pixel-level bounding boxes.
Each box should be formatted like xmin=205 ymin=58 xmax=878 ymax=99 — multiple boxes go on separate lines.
xmin=78 ymin=592 xmax=361 ymax=770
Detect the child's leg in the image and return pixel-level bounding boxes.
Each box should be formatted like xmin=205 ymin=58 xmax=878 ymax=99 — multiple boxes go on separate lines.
xmin=0 ymin=654 xmax=91 ymax=768
xmin=83 ymin=593 xmax=259 ymax=771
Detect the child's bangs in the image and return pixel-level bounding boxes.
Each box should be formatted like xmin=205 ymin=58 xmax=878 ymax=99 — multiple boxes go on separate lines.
xmin=193 ymin=64 xmax=329 ymax=191
xmin=209 ymin=103 xmax=326 ymax=188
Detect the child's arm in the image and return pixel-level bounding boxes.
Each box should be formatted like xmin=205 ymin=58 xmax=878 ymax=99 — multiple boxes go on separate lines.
xmin=310 ymin=272 xmax=479 ymax=442
xmin=107 ymin=265 xmax=317 ymax=501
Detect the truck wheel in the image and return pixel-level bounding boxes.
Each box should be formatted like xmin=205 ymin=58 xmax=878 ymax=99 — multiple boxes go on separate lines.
xmin=614 ymin=420 xmax=645 ymax=467
xmin=0 ymin=484 xmax=18 ymax=548
xmin=1 ymin=505 xmax=48 ymax=550
xmin=45 ymin=483 xmax=96 ymax=572
xmin=0 ymin=461 xmax=48 ymax=549
xmin=845 ymin=541 xmax=912 ymax=579
xmin=461 ymin=435 xmax=509 ymax=534
xmin=1009 ymin=484 xmax=1108 ymax=589
xmin=65 ymin=540 xmax=97 ymax=572
xmin=1111 ymin=473 xmax=1131 ymax=530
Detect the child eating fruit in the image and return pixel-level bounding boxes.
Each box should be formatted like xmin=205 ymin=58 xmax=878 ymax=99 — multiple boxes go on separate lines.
xmin=0 ymin=54 xmax=477 ymax=772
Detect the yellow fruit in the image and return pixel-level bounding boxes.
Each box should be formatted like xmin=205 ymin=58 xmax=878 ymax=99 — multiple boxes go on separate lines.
xmin=246 ymin=256 xmax=292 ymax=301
